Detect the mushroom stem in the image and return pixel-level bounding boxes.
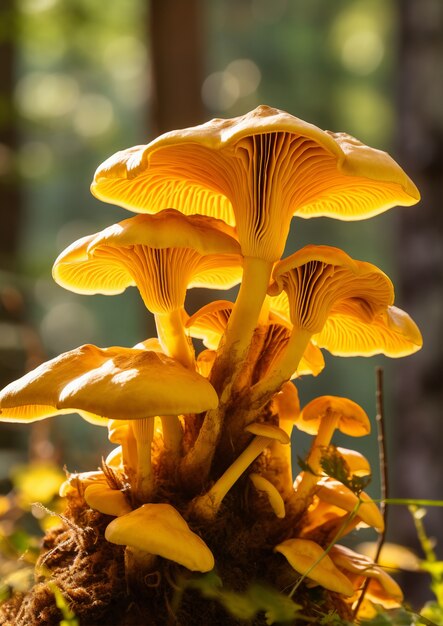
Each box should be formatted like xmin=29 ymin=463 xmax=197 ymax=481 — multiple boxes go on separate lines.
xmin=160 ymin=415 xmax=183 ymax=458
xmin=131 ymin=418 xmax=155 ymax=502
xmin=293 ymin=410 xmax=340 ymax=511
xmin=191 ymin=435 xmax=271 ymax=519
xmin=155 ymin=308 xmax=195 ymax=370
xmin=248 ymin=328 xmax=312 ymax=415
xmin=211 ymin=256 xmax=272 ymax=391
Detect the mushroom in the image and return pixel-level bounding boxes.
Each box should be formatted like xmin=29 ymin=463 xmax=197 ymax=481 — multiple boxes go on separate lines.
xmin=274 ymin=537 xmax=354 ymax=596
xmin=249 ymin=473 xmax=285 ymax=518
xmin=0 ymin=344 xmax=219 ymax=502
xmin=335 ymin=447 xmax=371 ymax=477
xmin=250 ymin=245 xmax=402 ymax=408
xmin=329 ymin=544 xmax=403 ymax=607
xmin=84 ymin=483 xmax=132 ymax=517
xmin=91 ymin=105 xmax=420 ymax=379
xmin=191 ymin=422 xmax=289 ymax=520
xmin=314 ymin=478 xmax=384 ymax=533
xmin=105 ymin=503 xmax=214 ymax=572
xmin=53 ymin=209 xmax=242 ymax=369
xmin=292 ymin=396 xmax=370 ymax=510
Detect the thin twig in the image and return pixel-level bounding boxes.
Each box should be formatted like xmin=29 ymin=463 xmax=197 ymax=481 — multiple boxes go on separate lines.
xmin=353 ymin=366 xmax=388 ymax=619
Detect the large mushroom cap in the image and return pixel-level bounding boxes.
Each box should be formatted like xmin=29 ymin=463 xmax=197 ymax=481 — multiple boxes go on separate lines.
xmin=0 ymin=345 xmax=218 ymax=423
xmin=91 ymin=105 xmax=419 ymax=261
xmin=52 ymin=211 xmax=243 ymax=312
xmin=58 ymin=348 xmax=219 ymax=419
xmin=105 ymin=503 xmax=214 ymax=572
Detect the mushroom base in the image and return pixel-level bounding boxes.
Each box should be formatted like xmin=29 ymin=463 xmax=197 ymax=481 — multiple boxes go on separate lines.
xmin=0 ymin=469 xmax=358 ymax=626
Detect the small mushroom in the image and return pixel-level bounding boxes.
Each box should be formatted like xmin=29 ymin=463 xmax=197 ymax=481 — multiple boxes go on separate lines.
xmin=192 ymin=423 xmax=289 ymax=519
xmin=274 ymin=538 xmax=354 ymax=596
xmin=105 ymin=503 xmax=214 ymax=572
xmin=249 ymin=473 xmax=285 ymax=518
xmin=84 ymin=483 xmax=132 ymax=517
xmin=329 ymin=544 xmax=403 ymax=607
xmin=293 ymin=396 xmax=370 ymax=509
xmin=315 ymin=478 xmax=384 ymax=533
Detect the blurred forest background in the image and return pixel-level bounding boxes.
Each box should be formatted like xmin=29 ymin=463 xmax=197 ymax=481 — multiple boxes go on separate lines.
xmin=0 ymin=0 xmax=441 ymax=608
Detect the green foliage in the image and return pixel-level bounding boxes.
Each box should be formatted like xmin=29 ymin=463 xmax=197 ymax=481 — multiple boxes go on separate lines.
xmin=176 ymin=571 xmax=303 ymax=624
xmin=298 ymin=445 xmax=371 ymax=495
xmin=319 ymin=445 xmax=372 ymax=495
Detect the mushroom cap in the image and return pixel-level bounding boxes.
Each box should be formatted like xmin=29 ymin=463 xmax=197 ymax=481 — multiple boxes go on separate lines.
xmin=105 ymin=503 xmax=214 ymax=572
xmin=186 ymin=300 xmax=234 ymax=349
xmin=268 ymin=245 xmax=394 ymax=334
xmin=295 ymin=396 xmax=370 ymax=437
xmin=315 ymin=478 xmax=384 ymax=532
xmin=245 ymin=422 xmax=290 ymax=444
xmin=58 ymin=348 xmax=219 ymax=419
xmin=0 ymin=344 xmax=108 ymax=423
xmin=329 ymin=544 xmax=403 ymax=605
xmin=52 ymin=211 xmax=242 ymax=313
xmin=0 ymin=345 xmax=218 ymax=423
xmin=272 ymin=286 xmax=422 ymax=358
xmin=91 ymin=105 xmax=419 ymax=262
xmin=313 ymin=303 xmax=423 ymax=358
xmin=336 ymin=447 xmax=371 ymax=477
xmin=84 ymin=483 xmax=132 ymax=517
xmin=274 ymin=537 xmax=354 ymax=596
xmin=249 ymin=473 xmax=285 ymax=518
xmin=186 ymin=300 xmax=324 ymax=377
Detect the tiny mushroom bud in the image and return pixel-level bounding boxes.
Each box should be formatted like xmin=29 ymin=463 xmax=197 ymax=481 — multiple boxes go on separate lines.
xmin=274 ymin=538 xmax=354 ymax=596
xmin=84 ymin=483 xmax=132 ymax=517
xmin=249 ymin=473 xmax=285 ymax=518
xmin=105 ymin=503 xmax=214 ymax=572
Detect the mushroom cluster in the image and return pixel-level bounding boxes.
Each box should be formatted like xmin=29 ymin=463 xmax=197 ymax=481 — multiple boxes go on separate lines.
xmin=0 ymin=105 xmax=422 ymax=623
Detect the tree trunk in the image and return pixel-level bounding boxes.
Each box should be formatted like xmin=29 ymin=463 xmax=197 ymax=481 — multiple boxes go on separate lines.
xmin=148 ymin=0 xmax=205 ymax=135
xmin=0 ymin=0 xmax=22 ymax=271
xmin=394 ymin=0 xmax=443 ymax=606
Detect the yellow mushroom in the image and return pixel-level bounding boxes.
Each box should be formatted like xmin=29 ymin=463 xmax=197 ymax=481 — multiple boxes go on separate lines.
xmin=0 ymin=344 xmax=218 ymax=502
xmin=105 ymin=503 xmax=214 ymax=572
xmin=274 ymin=537 xmax=354 ymax=596
xmin=53 ymin=210 xmax=242 ymax=369
xmin=329 ymin=544 xmax=403 ymax=607
xmin=250 ymin=245 xmax=404 ymax=408
xmin=249 ymin=472 xmax=285 ymax=518
xmin=292 ymin=396 xmax=370 ymax=510
xmin=84 ymin=483 xmax=132 ymax=517
xmin=315 ymin=478 xmax=384 ymax=533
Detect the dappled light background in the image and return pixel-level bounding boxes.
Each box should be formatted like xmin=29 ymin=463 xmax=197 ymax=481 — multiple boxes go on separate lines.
xmin=0 ymin=0 xmax=441 ymax=608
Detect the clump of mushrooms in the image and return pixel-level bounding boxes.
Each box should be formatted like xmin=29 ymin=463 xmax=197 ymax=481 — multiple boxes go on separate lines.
xmin=0 ymin=105 xmax=424 ymax=619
